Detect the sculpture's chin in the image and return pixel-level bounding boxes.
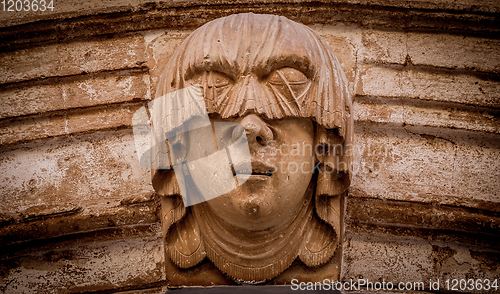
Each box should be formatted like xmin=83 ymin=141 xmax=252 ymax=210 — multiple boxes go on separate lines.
xmin=205 ymin=175 xmax=307 ymax=231
xmin=206 ymin=190 xmax=276 ymax=231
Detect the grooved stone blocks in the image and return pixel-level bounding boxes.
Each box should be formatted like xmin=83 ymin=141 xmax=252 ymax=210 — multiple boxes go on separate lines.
xmin=0 ymin=73 xmax=149 ymax=119
xmin=352 ymin=124 xmax=500 ymax=209
xmin=2 ymin=236 xmax=165 ymax=294
xmin=356 ymin=64 xmax=500 ymax=108
xmin=343 ymin=225 xmax=500 ymax=289
xmin=0 ymin=6 xmax=499 ymax=292
xmin=0 ymin=129 xmax=153 ymax=214
xmin=408 ymin=33 xmax=500 ymax=72
xmin=0 ymin=34 xmax=146 ymax=84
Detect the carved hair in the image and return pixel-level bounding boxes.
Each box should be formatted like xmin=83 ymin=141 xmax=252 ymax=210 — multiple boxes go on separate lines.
xmin=153 ymin=13 xmax=353 ymax=282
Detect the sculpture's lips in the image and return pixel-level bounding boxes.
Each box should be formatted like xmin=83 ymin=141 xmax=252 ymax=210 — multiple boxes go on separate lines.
xmin=251 ymin=171 xmax=273 ymax=176
xmin=234 ymin=161 xmax=274 ymax=176
xmin=251 ymin=161 xmax=274 ymax=176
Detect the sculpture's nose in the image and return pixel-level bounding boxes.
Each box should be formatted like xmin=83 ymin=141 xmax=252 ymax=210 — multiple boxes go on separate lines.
xmin=236 ymin=114 xmax=273 ymax=146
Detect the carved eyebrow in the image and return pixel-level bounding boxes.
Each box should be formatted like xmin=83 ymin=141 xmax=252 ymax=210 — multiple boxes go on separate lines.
xmin=257 ymin=54 xmax=314 ymax=79
xmin=184 ymin=52 xmax=313 ymax=82
xmin=185 ymin=61 xmax=238 ymax=82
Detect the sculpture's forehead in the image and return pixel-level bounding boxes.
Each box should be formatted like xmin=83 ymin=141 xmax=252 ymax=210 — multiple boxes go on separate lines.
xmin=183 ymin=14 xmax=319 ymax=78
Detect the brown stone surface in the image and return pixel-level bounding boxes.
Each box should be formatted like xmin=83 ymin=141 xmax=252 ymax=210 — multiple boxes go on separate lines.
xmin=346 ymin=196 xmax=500 ymax=236
xmin=354 ymin=96 xmax=500 ymax=133
xmin=0 ymin=103 xmax=144 ymax=145
xmin=1 ymin=0 xmax=499 ymax=55
xmin=1 ymin=0 xmax=499 ymax=28
xmin=0 ymin=202 xmax=158 ymax=247
xmin=0 ymin=1 xmax=498 ymax=292
xmin=343 ymin=223 xmax=500 ymax=293
xmin=352 ymin=123 xmax=500 ymax=209
xmin=0 ymin=129 xmax=154 ymax=214
xmin=407 ymin=33 xmax=500 ymax=73
xmin=1 ymin=235 xmax=165 ymax=294
xmin=356 ymin=64 xmax=500 ymax=108
xmin=0 ymin=34 xmax=146 ymax=84
xmin=0 ymin=71 xmax=149 ymax=119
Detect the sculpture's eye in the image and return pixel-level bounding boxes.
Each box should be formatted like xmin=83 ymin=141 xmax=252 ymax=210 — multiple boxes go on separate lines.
xmin=189 ymin=71 xmax=231 ymax=88
xmin=266 ymin=67 xmax=310 ymax=101
xmin=188 ymin=71 xmax=232 ymax=102
xmin=267 ymin=67 xmax=307 ymax=84
xmin=209 ymin=71 xmax=231 ymax=88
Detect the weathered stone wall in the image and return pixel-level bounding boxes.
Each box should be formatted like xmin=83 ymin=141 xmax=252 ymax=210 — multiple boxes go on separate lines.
xmin=0 ymin=1 xmax=498 ymax=293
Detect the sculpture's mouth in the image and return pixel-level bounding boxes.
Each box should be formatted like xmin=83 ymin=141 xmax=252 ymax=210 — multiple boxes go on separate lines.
xmin=250 ymin=161 xmax=274 ymax=177
xmin=233 ymin=161 xmax=274 ymax=177
xmin=251 ymin=170 xmax=273 ymax=176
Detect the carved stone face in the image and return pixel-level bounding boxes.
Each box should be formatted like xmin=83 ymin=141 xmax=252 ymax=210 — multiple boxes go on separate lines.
xmin=153 ymin=12 xmax=353 ymax=283
xmin=206 ymin=115 xmax=314 ymax=231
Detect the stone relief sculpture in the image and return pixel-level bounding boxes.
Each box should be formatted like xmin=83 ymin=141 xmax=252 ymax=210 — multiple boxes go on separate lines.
xmin=149 ymin=13 xmax=353 ymax=283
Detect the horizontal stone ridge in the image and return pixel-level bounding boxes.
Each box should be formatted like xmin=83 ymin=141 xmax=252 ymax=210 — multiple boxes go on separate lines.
xmin=0 ymin=0 xmax=499 ymax=54
xmin=0 ymin=200 xmax=158 ymax=248
xmin=2 ymin=0 xmax=499 ymax=29
xmin=346 ymin=195 xmax=500 ymax=236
